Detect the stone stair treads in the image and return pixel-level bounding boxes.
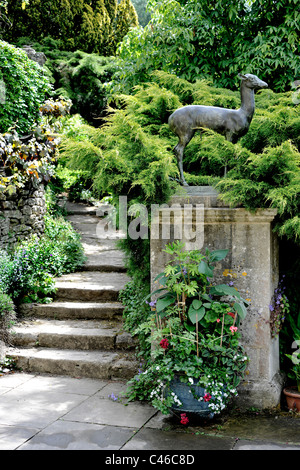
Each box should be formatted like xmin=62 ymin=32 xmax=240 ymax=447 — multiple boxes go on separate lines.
xmin=9 ymin=348 xmax=137 ymax=380
xmin=54 ymin=271 xmax=130 ymax=301
xmin=18 ymin=301 xmax=125 ymax=320
xmin=9 ymin=201 xmax=138 ymax=381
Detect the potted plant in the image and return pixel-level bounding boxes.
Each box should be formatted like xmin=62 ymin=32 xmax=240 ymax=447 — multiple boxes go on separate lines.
xmin=283 ymin=335 xmax=300 ymax=412
xmin=126 ymin=241 xmax=249 ymax=422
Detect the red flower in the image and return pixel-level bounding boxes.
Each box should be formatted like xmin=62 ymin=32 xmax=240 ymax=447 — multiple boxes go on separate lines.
xmin=160 ymin=338 xmax=169 ymax=349
xmin=204 ymin=393 xmax=212 ymax=402
xmin=227 ymin=312 xmax=235 ymax=319
xmin=180 ymin=413 xmax=189 ymax=425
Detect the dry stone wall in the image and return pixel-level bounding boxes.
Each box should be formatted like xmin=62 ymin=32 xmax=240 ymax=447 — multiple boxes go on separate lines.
xmin=0 ymin=183 xmax=46 ymax=250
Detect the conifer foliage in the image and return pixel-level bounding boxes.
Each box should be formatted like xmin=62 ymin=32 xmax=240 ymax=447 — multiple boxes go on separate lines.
xmin=1 ymin=0 xmax=139 ymax=55
xmin=60 ymin=71 xmax=300 ymax=249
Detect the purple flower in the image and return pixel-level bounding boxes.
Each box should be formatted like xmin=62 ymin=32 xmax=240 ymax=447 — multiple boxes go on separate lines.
xmin=108 ymin=393 xmax=118 ymax=401
xmin=269 ymin=304 xmax=274 ymax=311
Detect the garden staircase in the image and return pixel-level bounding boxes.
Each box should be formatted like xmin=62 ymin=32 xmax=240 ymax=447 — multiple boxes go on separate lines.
xmin=9 ymin=201 xmax=138 ymax=381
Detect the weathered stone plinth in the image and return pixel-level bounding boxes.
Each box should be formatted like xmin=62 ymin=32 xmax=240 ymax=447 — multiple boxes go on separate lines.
xmin=150 ymin=186 xmax=283 ymax=409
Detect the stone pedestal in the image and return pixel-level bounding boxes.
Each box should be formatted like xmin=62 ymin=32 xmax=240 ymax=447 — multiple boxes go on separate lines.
xmin=150 ymin=186 xmax=283 ymax=409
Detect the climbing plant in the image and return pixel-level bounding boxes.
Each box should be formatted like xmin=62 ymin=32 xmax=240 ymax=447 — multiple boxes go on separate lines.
xmin=0 ymin=40 xmax=52 ymax=134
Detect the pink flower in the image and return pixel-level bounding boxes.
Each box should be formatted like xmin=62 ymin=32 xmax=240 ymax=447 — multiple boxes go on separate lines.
xmin=204 ymin=393 xmax=212 ymax=402
xmin=230 ymin=325 xmax=238 ymax=334
xmin=216 ymin=318 xmax=220 ymax=323
xmin=160 ymin=338 xmax=169 ymax=349
xmin=180 ymin=413 xmax=189 ymax=425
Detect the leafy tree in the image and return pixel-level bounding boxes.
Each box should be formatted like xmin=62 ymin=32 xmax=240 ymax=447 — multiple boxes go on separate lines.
xmin=0 ymin=40 xmax=52 ymax=134
xmin=116 ymin=0 xmax=300 ymax=92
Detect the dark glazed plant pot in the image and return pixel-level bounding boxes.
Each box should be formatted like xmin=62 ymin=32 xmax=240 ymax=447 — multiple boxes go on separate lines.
xmin=283 ymin=387 xmax=300 ymax=412
xmin=167 ymin=377 xmax=215 ymax=419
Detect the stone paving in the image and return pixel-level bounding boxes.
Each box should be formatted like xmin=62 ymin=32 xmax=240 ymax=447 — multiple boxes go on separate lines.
xmin=1 ymin=372 xmax=300 ymax=451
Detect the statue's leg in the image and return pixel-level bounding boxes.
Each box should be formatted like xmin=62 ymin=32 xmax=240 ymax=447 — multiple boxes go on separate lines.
xmin=224 ymin=131 xmax=236 ymax=177
xmin=174 ymin=129 xmax=195 ymax=186
xmin=174 ymin=143 xmax=189 ymax=186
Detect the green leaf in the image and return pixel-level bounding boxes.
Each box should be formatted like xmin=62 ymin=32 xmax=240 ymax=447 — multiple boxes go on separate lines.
xmin=202 ymin=294 xmax=212 ymax=303
xmin=143 ymin=288 xmax=166 ymax=302
xmin=156 ymin=293 xmax=176 ymax=313
xmin=233 ymin=301 xmax=247 ymax=320
xmin=188 ymin=305 xmax=205 ymax=324
xmin=198 ymin=260 xmax=214 ymax=277
xmin=154 ymin=272 xmax=166 ymax=282
xmin=210 ymin=284 xmax=241 ymax=299
xmin=209 ymin=249 xmax=228 ymax=262
xmin=191 ymin=299 xmax=202 ymax=309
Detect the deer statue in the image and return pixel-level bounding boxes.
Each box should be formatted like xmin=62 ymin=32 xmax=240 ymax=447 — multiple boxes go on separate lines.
xmin=168 ymin=73 xmax=268 ymax=186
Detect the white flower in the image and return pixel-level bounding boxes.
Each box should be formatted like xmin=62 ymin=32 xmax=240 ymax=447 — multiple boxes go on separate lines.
xmin=188 ymin=377 xmax=194 ymax=385
xmin=156 ymin=366 xmax=160 ymax=370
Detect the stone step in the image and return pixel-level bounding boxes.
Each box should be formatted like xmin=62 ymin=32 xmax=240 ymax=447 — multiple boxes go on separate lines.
xmin=67 ymin=216 xmax=125 ymax=242
xmin=10 ymin=319 xmax=135 ymax=351
xmin=58 ymin=200 xmax=98 ymax=216
xmin=9 ymin=347 xmax=137 ymax=380
xmin=54 ymin=271 xmax=130 ymax=302
xmin=18 ymin=301 xmax=125 ymax=320
xmin=83 ymin=248 xmax=126 ymax=273
xmin=9 ymin=200 xmax=137 ymax=382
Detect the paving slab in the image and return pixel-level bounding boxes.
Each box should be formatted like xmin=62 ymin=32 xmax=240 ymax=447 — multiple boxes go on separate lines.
xmin=0 ymin=384 xmax=87 ymax=429
xmin=216 ymin=413 xmax=300 ymax=446
xmin=1 ymin=373 xmax=108 ymax=396
xmin=0 ymin=425 xmax=40 ymax=450
xmin=17 ymin=421 xmax=135 ymax=450
xmin=63 ymin=394 xmax=157 ymax=428
xmin=122 ymin=427 xmax=236 ymax=450
xmin=234 ymin=439 xmax=300 ymax=450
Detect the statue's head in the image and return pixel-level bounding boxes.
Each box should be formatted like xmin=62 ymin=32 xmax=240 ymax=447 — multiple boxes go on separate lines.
xmin=238 ymin=73 xmax=268 ymax=90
